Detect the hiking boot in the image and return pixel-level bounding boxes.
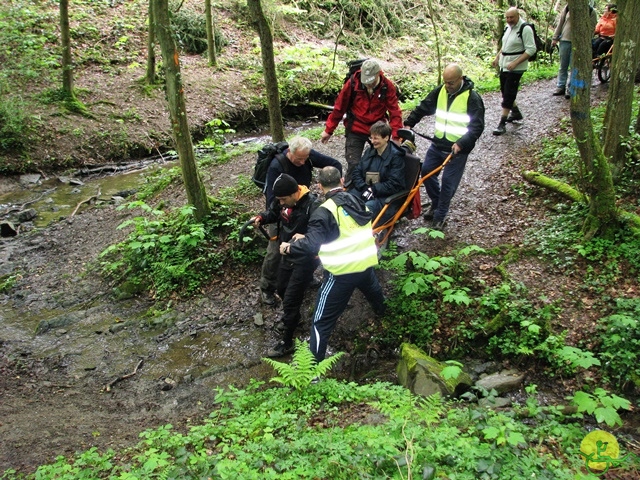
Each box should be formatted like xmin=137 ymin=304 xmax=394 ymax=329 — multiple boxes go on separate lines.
xmin=552 ymin=87 xmax=566 ymax=96
xmin=506 ymin=109 xmax=523 ymax=123
xmin=431 ymin=219 xmax=445 ymax=231
xmin=564 ymin=92 xmax=570 ymax=100
xmin=266 ymin=340 xmax=294 ymax=358
xmin=261 ymin=290 xmax=277 ymax=306
xmin=492 ymin=123 xmax=507 ymax=136
xmin=423 ymin=206 xmax=435 ymax=221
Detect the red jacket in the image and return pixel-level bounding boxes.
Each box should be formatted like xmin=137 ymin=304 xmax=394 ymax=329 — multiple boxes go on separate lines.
xmin=594 ymin=12 xmax=616 ymax=38
xmin=324 ymin=71 xmax=402 ymax=138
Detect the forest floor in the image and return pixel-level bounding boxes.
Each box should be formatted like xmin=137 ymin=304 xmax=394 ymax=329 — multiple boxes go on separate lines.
xmin=1 ymin=48 xmax=639 ymax=475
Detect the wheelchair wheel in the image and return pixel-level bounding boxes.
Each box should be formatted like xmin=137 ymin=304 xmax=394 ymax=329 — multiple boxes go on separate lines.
xmin=597 ymin=56 xmax=611 ymax=83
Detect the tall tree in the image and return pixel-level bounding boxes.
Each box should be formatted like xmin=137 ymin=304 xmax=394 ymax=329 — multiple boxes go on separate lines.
xmin=247 ymin=0 xmax=284 ymax=142
xmin=205 ymin=0 xmax=217 ymax=67
xmin=601 ymin=0 xmax=640 ymax=177
xmin=568 ymin=0 xmax=618 ymax=239
xmin=154 ymin=0 xmax=210 ymax=221
xmin=146 ymin=0 xmax=157 ymax=84
xmin=59 ymin=0 xmax=75 ymax=98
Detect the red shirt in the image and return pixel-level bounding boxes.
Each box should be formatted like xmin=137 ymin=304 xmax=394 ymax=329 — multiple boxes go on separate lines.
xmin=324 ymin=71 xmax=403 ymax=138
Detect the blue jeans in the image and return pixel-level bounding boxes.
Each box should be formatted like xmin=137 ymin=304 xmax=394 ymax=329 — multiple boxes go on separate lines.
xmin=557 ymin=40 xmax=572 ymax=89
xmin=421 ymin=144 xmax=468 ymax=222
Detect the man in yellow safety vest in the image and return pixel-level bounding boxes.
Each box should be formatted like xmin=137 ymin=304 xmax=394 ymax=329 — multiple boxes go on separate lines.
xmin=279 ymin=166 xmax=385 ymax=362
xmin=403 ymin=63 xmax=485 ymax=230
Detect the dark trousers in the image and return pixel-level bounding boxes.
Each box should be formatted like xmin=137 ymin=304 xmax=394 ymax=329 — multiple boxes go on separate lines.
xmin=276 ymin=257 xmax=318 ymax=345
xmin=499 ymin=71 xmax=524 ymax=110
xmin=259 ymin=224 xmax=280 ymax=293
xmin=592 ymin=37 xmax=612 ymax=58
xmin=345 ymin=132 xmax=371 ymax=185
xmin=421 ymin=144 xmax=468 ymax=222
xmin=310 ymin=267 xmax=385 ymax=362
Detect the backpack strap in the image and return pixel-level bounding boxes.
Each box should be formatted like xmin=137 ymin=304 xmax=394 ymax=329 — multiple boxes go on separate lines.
xmin=501 ymin=23 xmax=528 ymax=56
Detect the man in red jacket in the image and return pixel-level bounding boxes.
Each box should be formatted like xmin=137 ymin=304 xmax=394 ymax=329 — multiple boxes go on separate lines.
xmin=321 ymin=59 xmax=402 ymax=184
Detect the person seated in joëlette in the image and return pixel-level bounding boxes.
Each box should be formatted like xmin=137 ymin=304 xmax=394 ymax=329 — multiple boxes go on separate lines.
xmin=348 ymin=120 xmax=406 ymax=221
xmin=592 ymin=3 xmax=617 ymax=59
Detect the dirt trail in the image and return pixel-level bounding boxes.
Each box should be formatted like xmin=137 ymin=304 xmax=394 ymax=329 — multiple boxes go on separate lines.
xmin=0 ymin=77 xmax=612 ymax=474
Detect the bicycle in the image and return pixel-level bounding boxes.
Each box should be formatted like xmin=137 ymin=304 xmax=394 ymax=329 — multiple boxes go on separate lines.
xmin=593 ymin=43 xmax=613 ymax=84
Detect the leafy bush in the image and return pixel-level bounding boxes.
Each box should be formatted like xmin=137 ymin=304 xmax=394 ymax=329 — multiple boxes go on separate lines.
xmin=0 ymin=95 xmax=36 ymax=153
xmin=380 ymin=243 xmax=483 ymax=350
xmin=99 ymin=196 xmax=254 ymax=299
xmin=597 ymin=297 xmax=640 ymax=389
xmin=170 ymin=2 xmax=227 ymax=54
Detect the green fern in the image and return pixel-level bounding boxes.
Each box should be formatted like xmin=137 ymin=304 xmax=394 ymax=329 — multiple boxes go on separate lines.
xmin=263 ymin=339 xmax=344 ymax=390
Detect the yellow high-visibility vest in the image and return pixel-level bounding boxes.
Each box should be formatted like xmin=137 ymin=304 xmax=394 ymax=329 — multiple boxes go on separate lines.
xmin=318 ymin=198 xmax=378 ymax=275
xmin=434 ymin=88 xmax=471 ymax=142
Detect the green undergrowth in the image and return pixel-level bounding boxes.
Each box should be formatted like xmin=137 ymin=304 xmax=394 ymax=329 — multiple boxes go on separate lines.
xmin=5 ymin=375 xmax=632 ymax=479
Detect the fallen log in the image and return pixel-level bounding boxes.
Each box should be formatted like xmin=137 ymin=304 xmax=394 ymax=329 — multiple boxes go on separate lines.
xmin=522 ymin=170 xmax=588 ymax=204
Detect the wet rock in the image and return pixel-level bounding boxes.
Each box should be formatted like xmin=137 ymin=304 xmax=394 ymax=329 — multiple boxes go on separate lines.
xmin=35 ymin=311 xmax=86 ymax=335
xmin=475 ymin=369 xmax=525 ymax=394
xmin=1 ymin=221 xmax=17 ymax=237
xmin=479 ymin=396 xmax=512 ymax=409
xmin=397 ymin=343 xmax=472 ymax=398
xmin=19 ymin=174 xmax=41 ymax=186
xmin=17 ymin=209 xmax=37 ymax=223
xmin=161 ymin=378 xmax=176 ymax=391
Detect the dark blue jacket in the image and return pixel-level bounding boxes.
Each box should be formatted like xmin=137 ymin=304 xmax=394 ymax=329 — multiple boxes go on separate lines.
xmin=351 ymin=141 xmax=406 ymax=199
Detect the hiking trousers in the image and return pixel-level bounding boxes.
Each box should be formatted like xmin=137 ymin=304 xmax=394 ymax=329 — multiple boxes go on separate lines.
xmin=259 ymin=224 xmax=280 ymax=294
xmin=310 ymin=267 xmax=385 ymax=362
xmin=345 ymin=132 xmax=371 ymax=185
xmin=422 ymin=144 xmax=469 ymax=223
xmin=276 ymin=257 xmax=318 ymax=344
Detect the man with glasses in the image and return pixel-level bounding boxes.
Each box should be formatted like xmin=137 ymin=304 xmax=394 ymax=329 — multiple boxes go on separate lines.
xmin=321 ymin=59 xmax=402 ymax=184
xmin=403 ymin=63 xmax=485 ymax=230
xmin=260 ymin=136 xmax=342 ymax=306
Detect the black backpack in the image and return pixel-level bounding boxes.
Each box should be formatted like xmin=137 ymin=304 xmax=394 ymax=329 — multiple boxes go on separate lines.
xmin=504 ymin=22 xmax=545 ymax=61
xmin=252 ymin=141 xmax=289 ymax=192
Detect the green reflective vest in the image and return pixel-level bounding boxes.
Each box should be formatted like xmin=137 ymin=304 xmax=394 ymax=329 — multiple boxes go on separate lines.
xmin=434 ymin=87 xmax=471 ymax=142
xmin=317 ymin=198 xmax=378 ymax=275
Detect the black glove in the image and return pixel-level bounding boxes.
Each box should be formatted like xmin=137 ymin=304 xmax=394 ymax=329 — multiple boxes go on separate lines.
xmin=362 ymin=187 xmax=374 ymax=201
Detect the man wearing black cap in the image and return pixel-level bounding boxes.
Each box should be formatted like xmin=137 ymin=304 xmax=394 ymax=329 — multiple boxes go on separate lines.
xmin=252 ymin=174 xmax=321 ymax=357
xmin=260 ymin=136 xmax=342 ymax=306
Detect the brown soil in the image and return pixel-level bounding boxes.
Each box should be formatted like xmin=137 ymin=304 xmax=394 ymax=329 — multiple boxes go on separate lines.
xmin=1 ymin=5 xmax=639 ymax=474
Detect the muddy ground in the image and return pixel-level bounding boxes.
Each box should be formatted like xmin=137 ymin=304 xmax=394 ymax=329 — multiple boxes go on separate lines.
xmin=1 ymin=76 xmax=637 ymax=475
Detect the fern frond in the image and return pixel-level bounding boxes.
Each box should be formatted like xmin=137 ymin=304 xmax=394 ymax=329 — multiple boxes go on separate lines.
xmin=262 ymin=339 xmax=345 ymax=390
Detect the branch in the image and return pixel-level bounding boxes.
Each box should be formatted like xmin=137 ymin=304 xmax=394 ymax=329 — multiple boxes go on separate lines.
xmin=104 ymin=359 xmax=144 ymax=392
xmin=70 ymin=187 xmax=101 ymax=217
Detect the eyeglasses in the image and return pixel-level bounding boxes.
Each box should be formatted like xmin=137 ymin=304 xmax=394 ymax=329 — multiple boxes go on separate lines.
xmin=444 ymin=77 xmax=461 ymax=86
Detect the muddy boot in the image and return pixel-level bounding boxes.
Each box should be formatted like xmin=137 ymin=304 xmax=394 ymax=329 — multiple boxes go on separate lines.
xmin=492 ymin=118 xmax=507 ymax=136
xmin=506 ymin=106 xmax=523 ymax=123
xmin=552 ymin=86 xmax=566 ymax=96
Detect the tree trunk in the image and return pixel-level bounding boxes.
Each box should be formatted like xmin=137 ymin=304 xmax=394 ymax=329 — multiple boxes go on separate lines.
xmin=205 ymin=0 xmax=217 ymax=67
xmin=247 ymin=0 xmax=284 ymax=142
xmin=602 ymin=0 xmax=640 ymax=177
xmin=59 ymin=0 xmax=75 ymax=98
xmin=496 ymin=0 xmax=504 ymax=53
xmin=154 ymin=0 xmax=210 ymax=221
xmin=146 ymin=0 xmax=157 ymax=84
xmin=567 ymin=0 xmax=618 ymax=240
xmin=425 ymin=0 xmax=442 ymax=84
